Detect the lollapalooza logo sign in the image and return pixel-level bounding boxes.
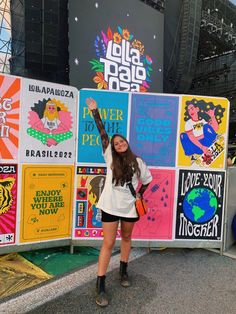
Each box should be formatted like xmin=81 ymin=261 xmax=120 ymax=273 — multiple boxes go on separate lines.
xmin=90 ymin=26 xmax=153 ymax=92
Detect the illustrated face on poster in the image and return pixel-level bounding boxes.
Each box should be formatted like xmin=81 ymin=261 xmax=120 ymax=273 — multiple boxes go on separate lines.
xmin=175 ymin=169 xmax=225 ymax=240
xmin=20 ymin=165 xmax=74 ymax=243
xmin=78 ymin=89 xmax=129 ymax=164
xmin=0 ymin=75 xmax=20 ymax=161
xmin=20 ymin=79 xmax=77 ymax=163
xmin=132 ymin=169 xmax=175 ymax=240
xmin=177 ymin=96 xmax=229 ymax=168
xmin=74 ymin=166 xmax=116 ymax=239
xmin=0 ymin=164 xmax=17 ymax=245
xmin=129 ymin=94 xmax=179 ymax=166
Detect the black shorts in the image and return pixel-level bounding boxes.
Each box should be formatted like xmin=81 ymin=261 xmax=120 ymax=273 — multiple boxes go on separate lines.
xmin=101 ymin=210 xmax=139 ymax=223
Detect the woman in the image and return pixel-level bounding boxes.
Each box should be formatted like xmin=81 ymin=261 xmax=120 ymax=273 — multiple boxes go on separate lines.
xmin=86 ymin=97 xmax=152 ymax=307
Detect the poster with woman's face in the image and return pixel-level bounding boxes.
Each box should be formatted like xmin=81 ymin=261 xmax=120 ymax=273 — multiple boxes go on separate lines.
xmin=19 ymin=78 xmax=78 ymax=164
xmin=177 ymin=96 xmax=229 ymax=168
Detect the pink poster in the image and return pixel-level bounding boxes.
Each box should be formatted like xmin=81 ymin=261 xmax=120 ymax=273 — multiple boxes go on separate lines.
xmin=132 ymin=169 xmax=175 ymax=240
xmin=0 ymin=164 xmax=17 ymax=245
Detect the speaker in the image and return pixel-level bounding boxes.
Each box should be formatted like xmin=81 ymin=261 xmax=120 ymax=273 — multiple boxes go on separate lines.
xmin=10 ymin=0 xmax=25 ymax=76
xmin=24 ymin=0 xmax=69 ymax=83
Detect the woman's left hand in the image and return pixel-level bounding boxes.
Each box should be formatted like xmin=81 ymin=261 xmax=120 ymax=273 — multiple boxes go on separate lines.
xmin=86 ymin=98 xmax=97 ymax=110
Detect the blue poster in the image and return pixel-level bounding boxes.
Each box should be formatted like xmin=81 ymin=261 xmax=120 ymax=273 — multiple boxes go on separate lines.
xmin=129 ymin=94 xmax=179 ymax=166
xmin=78 ymin=89 xmax=129 ymax=163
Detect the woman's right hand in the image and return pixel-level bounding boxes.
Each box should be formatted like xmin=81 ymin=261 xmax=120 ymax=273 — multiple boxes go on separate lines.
xmin=86 ymin=97 xmax=97 ymax=110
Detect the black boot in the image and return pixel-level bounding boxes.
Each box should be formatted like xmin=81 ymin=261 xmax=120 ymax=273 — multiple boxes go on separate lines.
xmin=96 ymin=275 xmax=109 ymax=307
xmin=119 ymin=261 xmax=131 ymax=287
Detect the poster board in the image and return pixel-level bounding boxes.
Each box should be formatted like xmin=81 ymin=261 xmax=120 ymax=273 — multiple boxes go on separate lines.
xmin=0 ymin=164 xmax=18 ymax=245
xmin=19 ymin=78 xmax=77 ymax=164
xmin=73 ymin=89 xmax=229 ymax=247
xmin=0 ymin=74 xmax=20 ymax=162
xmin=78 ymin=89 xmax=129 ymax=164
xmin=177 ymin=95 xmax=229 ymax=169
xmin=0 ymin=73 xmax=230 ymax=251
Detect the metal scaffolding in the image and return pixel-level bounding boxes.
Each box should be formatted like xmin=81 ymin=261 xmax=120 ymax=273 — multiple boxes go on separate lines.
xmin=0 ymin=0 xmax=11 ymax=73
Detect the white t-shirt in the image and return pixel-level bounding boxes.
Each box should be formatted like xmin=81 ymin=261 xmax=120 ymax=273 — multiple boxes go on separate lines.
xmin=97 ymin=144 xmax=153 ymax=218
xmin=41 ymin=117 xmax=60 ymax=130
xmin=185 ymin=118 xmax=207 ymax=137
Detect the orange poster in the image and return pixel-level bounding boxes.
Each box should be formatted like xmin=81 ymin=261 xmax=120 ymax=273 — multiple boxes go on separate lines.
xmin=20 ymin=165 xmax=74 ymax=243
xmin=0 ymin=74 xmax=21 ymax=161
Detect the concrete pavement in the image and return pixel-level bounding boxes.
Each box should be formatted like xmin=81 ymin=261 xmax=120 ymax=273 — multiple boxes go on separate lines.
xmin=1 ymin=248 xmax=236 ymax=314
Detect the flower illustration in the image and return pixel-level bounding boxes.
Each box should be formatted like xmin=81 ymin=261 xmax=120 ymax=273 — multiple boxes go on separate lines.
xmin=113 ymin=32 xmax=122 ymax=44
xmin=93 ymin=72 xmax=108 ymax=89
xmin=122 ymin=29 xmax=130 ymax=40
xmin=146 ymin=55 xmax=153 ymax=65
xmin=131 ymin=39 xmax=144 ymax=55
xmin=140 ymin=86 xmax=147 ymax=93
xmin=202 ymin=154 xmax=213 ymax=165
xmin=94 ymin=36 xmax=106 ymax=58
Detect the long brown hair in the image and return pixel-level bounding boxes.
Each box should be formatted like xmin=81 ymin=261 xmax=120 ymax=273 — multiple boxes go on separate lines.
xmin=111 ymin=134 xmax=140 ymax=186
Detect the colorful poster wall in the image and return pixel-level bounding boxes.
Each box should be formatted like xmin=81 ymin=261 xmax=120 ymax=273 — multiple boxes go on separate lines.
xmin=19 ymin=78 xmax=77 ymax=164
xmin=20 ymin=165 xmax=74 ymax=243
xmin=177 ymin=96 xmax=229 ymax=168
xmin=74 ymin=89 xmax=229 ymax=246
xmin=0 ymin=164 xmax=17 ymax=245
xmin=0 ymin=74 xmax=20 ymax=162
xmin=0 ymin=72 xmax=230 ymax=249
xmin=78 ymin=89 xmax=129 ymax=164
xmin=175 ymin=169 xmax=225 ymax=240
xmin=129 ymin=94 xmax=179 ymax=166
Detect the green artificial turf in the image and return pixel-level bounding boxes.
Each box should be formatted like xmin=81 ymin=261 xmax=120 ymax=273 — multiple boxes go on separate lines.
xmin=20 ymin=246 xmax=99 ymax=276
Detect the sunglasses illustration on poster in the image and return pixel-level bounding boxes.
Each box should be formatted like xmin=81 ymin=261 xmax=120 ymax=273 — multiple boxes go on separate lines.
xmin=175 ymin=169 xmax=225 ymax=240
xmin=20 ymin=78 xmax=77 ymax=164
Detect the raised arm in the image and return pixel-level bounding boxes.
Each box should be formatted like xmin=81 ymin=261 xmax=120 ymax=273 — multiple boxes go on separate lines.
xmin=136 ymin=159 xmax=153 ymax=198
xmin=86 ymin=98 xmax=109 ymax=152
xmin=137 ymin=183 xmax=150 ymax=198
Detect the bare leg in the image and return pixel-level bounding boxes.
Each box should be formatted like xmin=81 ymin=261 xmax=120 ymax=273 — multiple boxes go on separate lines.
xmin=120 ymin=221 xmax=135 ymax=262
xmin=98 ymin=221 xmax=119 ymax=276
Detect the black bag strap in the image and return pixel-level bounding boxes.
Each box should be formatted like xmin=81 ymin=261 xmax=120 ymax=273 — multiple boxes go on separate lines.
xmin=127 ymin=182 xmax=136 ymax=198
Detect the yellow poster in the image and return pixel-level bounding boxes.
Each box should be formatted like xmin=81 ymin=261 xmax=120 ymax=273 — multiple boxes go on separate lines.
xmin=177 ymin=95 xmax=229 ymax=168
xmin=20 ymin=165 xmax=74 ymax=243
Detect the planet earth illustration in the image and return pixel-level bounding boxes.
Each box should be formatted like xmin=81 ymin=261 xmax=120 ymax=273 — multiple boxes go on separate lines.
xmin=183 ymin=188 xmax=218 ymax=223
